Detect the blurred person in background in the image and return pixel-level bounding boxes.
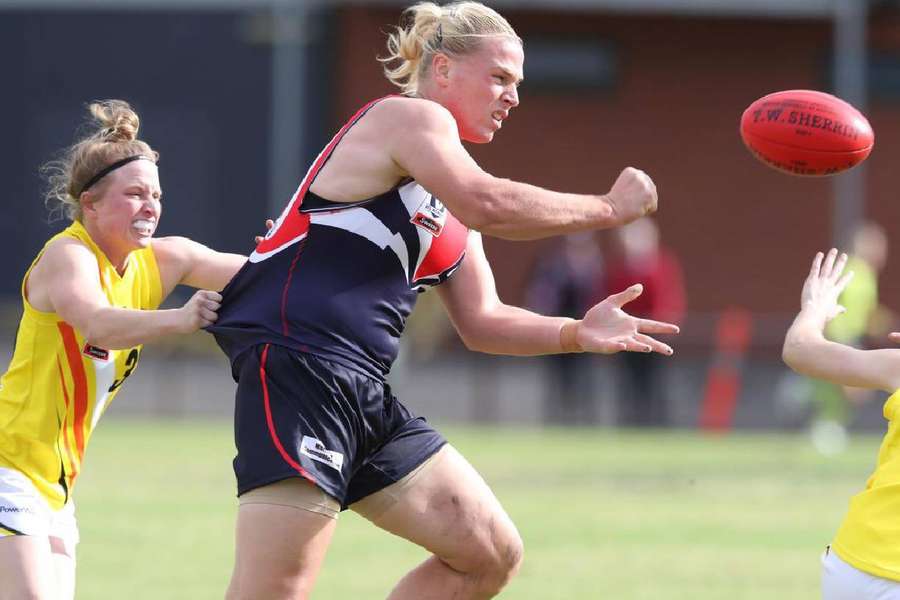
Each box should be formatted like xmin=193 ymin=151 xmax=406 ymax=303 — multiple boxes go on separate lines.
xmin=783 ymin=248 xmax=900 ymax=600
xmin=602 ymin=217 xmax=685 ymax=427
xmin=809 ymin=221 xmax=892 ymax=453
xmin=0 ymin=100 xmax=246 ymax=600
xmin=526 ymin=233 xmax=604 ymax=424
xmin=209 ymin=2 xmax=679 ymax=599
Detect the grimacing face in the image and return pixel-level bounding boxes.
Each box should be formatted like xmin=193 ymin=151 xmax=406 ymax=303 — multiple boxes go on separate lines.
xmin=83 ymin=159 xmax=162 ymax=260
xmin=441 ymin=36 xmax=523 ymax=143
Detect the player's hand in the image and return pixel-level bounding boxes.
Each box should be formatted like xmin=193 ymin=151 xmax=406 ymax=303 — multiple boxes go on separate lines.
xmin=254 ymin=219 xmax=276 ymax=244
xmin=575 ymin=284 xmax=678 ymax=354
xmin=800 ymin=249 xmax=854 ymax=324
xmin=888 ymin=332 xmax=900 ymax=344
xmin=177 ymin=290 xmax=222 ymax=332
xmin=605 ymin=167 xmax=658 ymax=225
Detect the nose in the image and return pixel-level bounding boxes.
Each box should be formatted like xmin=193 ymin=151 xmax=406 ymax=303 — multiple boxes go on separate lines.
xmin=503 ymin=85 xmax=519 ymax=109
xmin=143 ymin=197 xmax=160 ymax=217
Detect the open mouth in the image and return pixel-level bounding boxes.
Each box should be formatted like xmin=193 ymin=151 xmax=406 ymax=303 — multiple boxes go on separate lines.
xmin=132 ymin=219 xmax=156 ymax=236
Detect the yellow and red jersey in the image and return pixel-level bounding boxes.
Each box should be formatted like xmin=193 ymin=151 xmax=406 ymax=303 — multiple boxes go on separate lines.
xmin=833 ymin=389 xmax=900 ymax=581
xmin=0 ymin=220 xmax=161 ymax=509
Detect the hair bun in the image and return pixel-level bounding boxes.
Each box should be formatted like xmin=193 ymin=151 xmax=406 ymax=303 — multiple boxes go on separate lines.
xmin=89 ymin=100 xmax=140 ymax=143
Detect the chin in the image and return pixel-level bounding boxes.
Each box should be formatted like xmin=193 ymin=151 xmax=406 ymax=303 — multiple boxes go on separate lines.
xmin=464 ymin=130 xmax=494 ymax=144
xmin=132 ymin=236 xmax=153 ymax=249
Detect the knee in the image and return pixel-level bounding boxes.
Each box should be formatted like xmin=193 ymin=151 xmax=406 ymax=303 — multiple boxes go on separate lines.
xmin=459 ymin=520 xmax=525 ymax=597
xmin=487 ymin=530 xmax=524 ymax=593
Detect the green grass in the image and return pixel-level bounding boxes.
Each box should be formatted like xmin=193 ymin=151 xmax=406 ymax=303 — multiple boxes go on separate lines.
xmin=73 ymin=420 xmax=881 ymax=599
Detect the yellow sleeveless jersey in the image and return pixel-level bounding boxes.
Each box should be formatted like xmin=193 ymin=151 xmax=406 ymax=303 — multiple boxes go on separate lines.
xmin=832 ymin=388 xmax=900 ymax=581
xmin=0 ymin=221 xmax=162 ymax=510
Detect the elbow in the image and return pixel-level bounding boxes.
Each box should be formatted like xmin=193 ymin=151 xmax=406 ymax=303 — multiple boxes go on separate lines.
xmin=455 ymin=322 xmax=502 ymax=354
xmin=80 ymin=318 xmax=129 ymax=350
xmin=81 ymin=327 xmax=117 ymax=351
xmin=458 ymin=330 xmax=489 ymax=353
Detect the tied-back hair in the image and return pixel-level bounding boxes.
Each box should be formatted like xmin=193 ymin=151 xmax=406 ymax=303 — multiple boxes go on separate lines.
xmin=42 ymin=99 xmax=159 ymax=222
xmin=379 ymin=1 xmax=521 ymax=95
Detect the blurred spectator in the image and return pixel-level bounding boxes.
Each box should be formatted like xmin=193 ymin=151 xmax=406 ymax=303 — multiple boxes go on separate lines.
xmin=602 ymin=218 xmax=685 ymax=427
xmin=810 ymin=221 xmax=893 ymax=452
xmin=526 ymin=233 xmax=603 ymax=424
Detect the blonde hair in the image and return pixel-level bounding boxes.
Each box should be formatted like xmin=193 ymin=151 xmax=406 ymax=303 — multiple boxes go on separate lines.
xmin=380 ymin=1 xmax=521 ymax=95
xmin=42 ymin=99 xmax=159 ymax=222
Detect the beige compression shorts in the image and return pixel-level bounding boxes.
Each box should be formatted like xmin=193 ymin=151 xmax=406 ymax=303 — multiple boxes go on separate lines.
xmin=239 ymin=445 xmax=449 ymax=520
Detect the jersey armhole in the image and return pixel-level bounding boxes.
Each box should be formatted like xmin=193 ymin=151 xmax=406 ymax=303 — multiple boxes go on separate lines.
xmin=142 ymin=245 xmax=164 ymax=310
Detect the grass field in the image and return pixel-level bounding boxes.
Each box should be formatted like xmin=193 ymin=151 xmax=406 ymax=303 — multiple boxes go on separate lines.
xmin=73 ymin=419 xmax=881 ymax=599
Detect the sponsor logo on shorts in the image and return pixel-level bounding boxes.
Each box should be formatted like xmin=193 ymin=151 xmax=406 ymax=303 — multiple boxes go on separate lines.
xmin=300 ymin=436 xmax=344 ymax=472
xmin=0 ymin=505 xmax=33 ymax=514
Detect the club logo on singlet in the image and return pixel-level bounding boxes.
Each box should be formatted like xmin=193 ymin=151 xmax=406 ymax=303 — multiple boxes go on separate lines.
xmin=411 ymin=194 xmax=447 ymax=237
xmin=300 ymin=436 xmax=344 ymax=472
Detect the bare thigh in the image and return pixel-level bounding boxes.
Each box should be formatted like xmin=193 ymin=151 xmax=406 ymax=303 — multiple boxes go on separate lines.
xmin=351 ymin=445 xmax=522 ymax=573
xmin=0 ymin=535 xmax=57 ymax=600
xmin=227 ymin=500 xmax=338 ymax=600
xmin=50 ymin=536 xmax=76 ymax=600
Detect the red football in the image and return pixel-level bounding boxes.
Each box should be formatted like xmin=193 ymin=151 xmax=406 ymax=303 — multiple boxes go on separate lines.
xmin=739 ymin=89 xmax=874 ymax=176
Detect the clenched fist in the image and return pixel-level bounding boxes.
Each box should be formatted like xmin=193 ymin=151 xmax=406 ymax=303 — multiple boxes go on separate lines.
xmin=177 ymin=289 xmax=223 ymax=332
xmin=605 ymin=167 xmax=658 ymax=225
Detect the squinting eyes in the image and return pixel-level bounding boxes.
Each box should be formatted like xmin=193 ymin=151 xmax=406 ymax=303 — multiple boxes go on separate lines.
xmin=494 ymin=75 xmax=521 ymax=88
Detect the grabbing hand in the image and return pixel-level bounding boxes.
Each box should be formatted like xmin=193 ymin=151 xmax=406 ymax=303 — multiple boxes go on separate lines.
xmin=178 ymin=290 xmax=222 ymax=332
xmin=800 ymin=249 xmax=854 ymax=324
xmin=576 ymin=284 xmax=678 ymax=354
xmin=605 ymin=167 xmax=658 ymax=225
xmin=254 ymin=219 xmax=276 ymax=245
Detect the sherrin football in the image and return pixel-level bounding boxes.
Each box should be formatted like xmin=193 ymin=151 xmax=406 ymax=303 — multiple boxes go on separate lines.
xmin=739 ymin=89 xmax=874 ymax=176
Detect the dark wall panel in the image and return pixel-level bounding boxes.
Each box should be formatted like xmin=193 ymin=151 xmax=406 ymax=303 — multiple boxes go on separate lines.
xmin=2 ymin=10 xmax=274 ymax=300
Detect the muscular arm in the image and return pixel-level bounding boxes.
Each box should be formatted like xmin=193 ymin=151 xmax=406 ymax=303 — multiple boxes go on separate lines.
xmin=437 ymin=233 xmax=678 ymax=356
xmin=386 ymin=99 xmax=656 ymax=241
xmin=34 ymin=238 xmax=218 ymax=350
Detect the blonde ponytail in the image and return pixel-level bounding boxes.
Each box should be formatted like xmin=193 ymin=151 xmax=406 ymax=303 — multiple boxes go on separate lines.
xmin=380 ymin=1 xmax=521 ymax=95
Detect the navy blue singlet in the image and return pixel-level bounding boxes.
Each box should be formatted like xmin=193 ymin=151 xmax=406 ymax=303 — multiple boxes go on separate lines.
xmin=209 ymin=97 xmax=469 ymax=379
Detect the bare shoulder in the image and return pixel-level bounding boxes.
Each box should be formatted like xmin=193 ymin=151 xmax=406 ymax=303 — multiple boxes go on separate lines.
xmin=369 ymin=96 xmax=457 ymax=135
xmin=39 ymin=236 xmax=96 ymax=271
xmin=27 ymin=236 xmax=98 ymax=309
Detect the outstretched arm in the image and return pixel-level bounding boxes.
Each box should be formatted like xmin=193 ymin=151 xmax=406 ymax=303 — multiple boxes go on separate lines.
xmin=783 ymin=249 xmax=900 ymax=392
xmin=152 ymin=236 xmax=246 ymax=296
xmin=437 ymin=232 xmax=678 ymax=355
xmin=386 ymin=99 xmax=657 ymax=241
